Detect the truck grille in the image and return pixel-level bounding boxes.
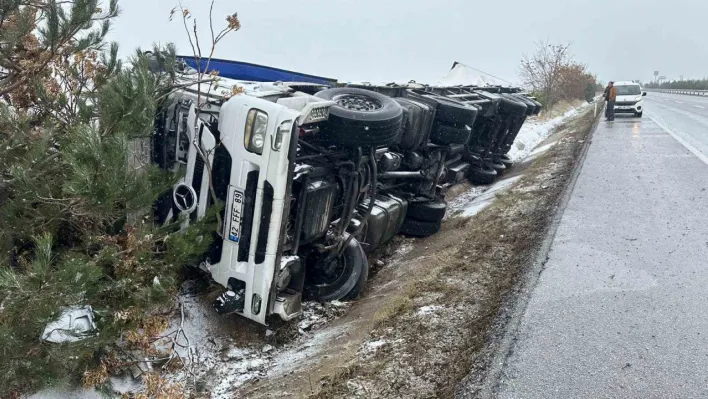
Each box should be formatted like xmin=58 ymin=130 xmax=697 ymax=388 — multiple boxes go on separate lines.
xmin=238 ymin=171 xmax=260 ymax=262
xmin=615 ymin=101 xmax=637 ymax=106
xmin=255 ymin=181 xmax=274 ymax=264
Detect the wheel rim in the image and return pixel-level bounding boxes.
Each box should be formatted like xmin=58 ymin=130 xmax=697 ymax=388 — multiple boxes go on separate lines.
xmin=307 ymin=251 xmax=355 ymax=299
xmin=334 ymin=94 xmax=382 ymax=112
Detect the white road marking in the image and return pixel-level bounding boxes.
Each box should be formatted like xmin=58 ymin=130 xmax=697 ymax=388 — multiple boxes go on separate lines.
xmin=675 ymin=101 xmax=684 ymax=104
xmin=648 ymin=114 xmax=708 ymax=165
xmin=694 ymin=105 xmax=705 ymax=109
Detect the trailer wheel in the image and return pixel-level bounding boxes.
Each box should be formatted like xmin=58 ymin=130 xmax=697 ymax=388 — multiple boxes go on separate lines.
xmin=315 ymin=88 xmax=403 ymax=147
xmin=305 ymin=236 xmax=369 ymax=302
xmin=430 ymin=121 xmax=472 ymax=145
xmin=434 ymin=96 xmax=479 ymax=127
xmin=407 ymin=199 xmax=447 ymax=222
xmin=499 ymin=96 xmax=528 ymax=115
xmin=468 ymin=163 xmax=498 ymax=185
xmin=500 ymin=154 xmax=514 ymax=169
xmin=490 ymin=160 xmax=506 ymax=175
xmin=400 ymin=218 xmax=442 ymax=237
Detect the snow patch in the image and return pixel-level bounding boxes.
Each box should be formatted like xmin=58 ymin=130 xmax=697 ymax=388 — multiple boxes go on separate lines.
xmin=205 ymin=299 xmax=351 ymax=397
xmin=509 ymin=103 xmax=590 ymax=162
xmin=447 ymin=186 xmax=488 ymax=217
xmin=416 ymin=305 xmax=443 ymax=316
xmin=457 ymin=176 xmax=522 ymax=218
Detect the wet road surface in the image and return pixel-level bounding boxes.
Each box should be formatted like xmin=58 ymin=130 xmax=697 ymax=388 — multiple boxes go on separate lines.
xmin=495 ymin=96 xmax=708 ymax=398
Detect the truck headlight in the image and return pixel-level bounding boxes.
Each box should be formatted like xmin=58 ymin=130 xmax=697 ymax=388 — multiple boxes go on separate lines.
xmin=245 ymin=109 xmax=268 ymax=154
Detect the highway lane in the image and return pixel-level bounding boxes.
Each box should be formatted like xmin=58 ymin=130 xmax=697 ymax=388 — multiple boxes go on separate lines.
xmin=644 ymin=91 xmax=708 ymax=161
xmin=490 ymin=96 xmax=708 ymax=398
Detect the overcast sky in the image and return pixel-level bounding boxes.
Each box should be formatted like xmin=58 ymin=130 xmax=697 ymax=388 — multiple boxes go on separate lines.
xmin=107 ymin=0 xmax=708 ymax=85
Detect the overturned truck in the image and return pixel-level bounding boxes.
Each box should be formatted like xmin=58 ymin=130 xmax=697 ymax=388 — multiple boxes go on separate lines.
xmin=152 ymin=63 xmax=541 ymax=326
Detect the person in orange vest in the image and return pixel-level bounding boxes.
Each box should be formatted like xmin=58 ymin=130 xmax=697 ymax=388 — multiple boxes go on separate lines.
xmin=605 ymin=81 xmax=617 ymax=121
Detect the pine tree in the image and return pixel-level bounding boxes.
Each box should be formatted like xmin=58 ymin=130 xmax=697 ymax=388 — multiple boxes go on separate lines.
xmin=0 ymin=1 xmax=217 ymax=396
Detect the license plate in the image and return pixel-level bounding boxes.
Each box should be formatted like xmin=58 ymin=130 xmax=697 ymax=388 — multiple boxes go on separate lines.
xmin=228 ymin=188 xmax=245 ymax=243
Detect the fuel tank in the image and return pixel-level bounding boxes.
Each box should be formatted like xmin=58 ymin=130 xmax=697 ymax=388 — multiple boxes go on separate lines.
xmin=352 ymin=194 xmax=408 ymax=253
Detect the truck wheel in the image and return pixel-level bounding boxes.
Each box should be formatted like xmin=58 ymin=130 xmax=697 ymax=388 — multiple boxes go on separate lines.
xmin=468 ymin=164 xmax=497 ymax=185
xmin=407 ymin=199 xmax=447 ymax=222
xmin=315 ymin=88 xmax=403 ymax=147
xmin=500 ymin=154 xmax=514 ymax=169
xmin=305 ymin=236 xmax=369 ymax=302
xmin=499 ymin=96 xmax=528 ymax=115
xmin=490 ymin=160 xmax=506 ymax=175
xmin=433 ymin=96 xmax=479 ymax=127
xmin=400 ymin=218 xmax=442 ymax=237
xmin=430 ymin=121 xmax=472 ymax=145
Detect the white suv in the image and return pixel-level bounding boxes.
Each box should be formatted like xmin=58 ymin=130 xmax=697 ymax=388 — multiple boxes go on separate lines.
xmin=613 ymin=81 xmax=647 ymax=117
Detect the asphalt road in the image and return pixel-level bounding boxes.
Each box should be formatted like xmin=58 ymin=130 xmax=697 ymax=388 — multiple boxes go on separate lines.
xmin=494 ymin=94 xmax=708 ymax=398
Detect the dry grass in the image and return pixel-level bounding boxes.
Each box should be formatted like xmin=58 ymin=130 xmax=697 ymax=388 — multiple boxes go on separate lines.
xmin=372 ymin=296 xmax=414 ymax=328
xmin=537 ymin=99 xmax=586 ymax=122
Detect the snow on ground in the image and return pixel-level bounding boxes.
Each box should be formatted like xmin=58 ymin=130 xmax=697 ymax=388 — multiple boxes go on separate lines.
xmin=456 ymin=176 xmax=522 ymax=218
xmin=508 ymin=102 xmax=591 ymax=162
xmin=202 ymin=299 xmax=351 ymax=398
xmin=446 ymin=185 xmax=488 ymax=217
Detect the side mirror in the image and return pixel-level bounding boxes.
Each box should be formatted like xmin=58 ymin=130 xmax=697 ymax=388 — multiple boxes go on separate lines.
xmin=642 ymin=92 xmax=647 ymax=96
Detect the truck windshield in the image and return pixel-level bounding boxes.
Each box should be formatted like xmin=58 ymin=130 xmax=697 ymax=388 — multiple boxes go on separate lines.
xmin=615 ymin=85 xmax=641 ymax=96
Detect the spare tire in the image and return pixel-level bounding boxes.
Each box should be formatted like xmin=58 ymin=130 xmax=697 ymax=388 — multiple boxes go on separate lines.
xmin=315 ymin=88 xmax=403 ymax=147
xmin=430 ymin=121 xmax=472 ymax=145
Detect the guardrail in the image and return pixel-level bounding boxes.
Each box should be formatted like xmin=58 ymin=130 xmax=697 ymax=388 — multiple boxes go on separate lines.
xmin=646 ymin=89 xmax=708 ymax=97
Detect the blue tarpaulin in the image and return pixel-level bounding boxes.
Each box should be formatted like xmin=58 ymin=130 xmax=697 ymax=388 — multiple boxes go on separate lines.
xmin=179 ymin=56 xmax=337 ymax=86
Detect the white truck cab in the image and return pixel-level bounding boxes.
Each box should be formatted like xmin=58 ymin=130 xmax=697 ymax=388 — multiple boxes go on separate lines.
xmin=155 ymin=79 xmax=334 ymax=324
xmin=613 ymin=81 xmax=647 ymax=117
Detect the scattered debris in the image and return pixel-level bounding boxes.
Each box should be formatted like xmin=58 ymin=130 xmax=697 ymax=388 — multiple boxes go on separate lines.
xmin=41 ymin=306 xmax=97 ymax=343
xmin=299 ymin=301 xmax=350 ymax=333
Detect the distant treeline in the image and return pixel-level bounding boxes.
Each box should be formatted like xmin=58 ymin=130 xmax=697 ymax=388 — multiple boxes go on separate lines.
xmin=644 ymin=79 xmax=708 ymax=90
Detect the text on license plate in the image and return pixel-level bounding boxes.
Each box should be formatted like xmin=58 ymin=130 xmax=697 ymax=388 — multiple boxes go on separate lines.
xmin=228 ymin=188 xmax=244 ymax=243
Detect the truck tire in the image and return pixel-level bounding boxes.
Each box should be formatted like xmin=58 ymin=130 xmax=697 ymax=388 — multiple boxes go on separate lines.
xmin=430 ymin=122 xmax=472 ymax=145
xmin=400 ymin=218 xmax=442 ymax=237
xmin=315 ymin=88 xmax=403 ymax=147
xmin=500 ymin=154 xmax=514 ymax=169
xmin=468 ymin=163 xmax=497 ymax=185
xmin=407 ymin=199 xmax=447 ymax=222
xmin=434 ymin=96 xmax=479 ymax=127
xmin=489 ymin=160 xmax=506 ymax=175
xmin=306 ymin=236 xmax=369 ymax=302
xmin=499 ymin=96 xmax=528 ymax=115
